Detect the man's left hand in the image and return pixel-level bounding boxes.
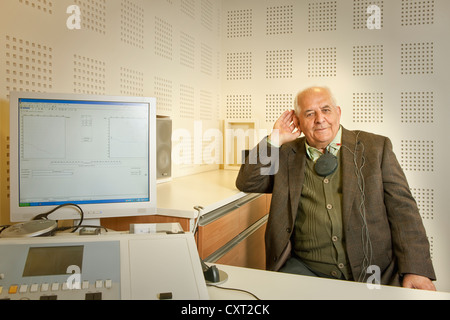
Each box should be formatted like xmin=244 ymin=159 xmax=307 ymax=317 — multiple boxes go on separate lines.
xmin=402 ymin=274 xmax=436 ymax=291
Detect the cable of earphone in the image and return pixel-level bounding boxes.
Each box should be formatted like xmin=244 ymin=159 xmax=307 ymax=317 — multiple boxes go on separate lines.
xmin=343 ymin=131 xmax=373 ymax=283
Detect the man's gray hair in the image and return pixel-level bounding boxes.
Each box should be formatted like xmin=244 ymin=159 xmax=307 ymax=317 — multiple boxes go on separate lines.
xmin=294 ymin=86 xmax=337 ymax=115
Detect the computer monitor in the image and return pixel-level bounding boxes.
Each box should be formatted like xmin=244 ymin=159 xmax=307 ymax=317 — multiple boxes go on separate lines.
xmin=9 ymin=92 xmax=157 ymax=223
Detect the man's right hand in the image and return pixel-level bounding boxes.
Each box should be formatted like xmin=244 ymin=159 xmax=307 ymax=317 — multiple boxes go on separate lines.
xmin=269 ymin=110 xmax=301 ymax=146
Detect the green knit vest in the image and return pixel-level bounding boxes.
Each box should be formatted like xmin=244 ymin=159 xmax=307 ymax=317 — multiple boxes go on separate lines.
xmin=293 ymin=153 xmax=352 ymax=280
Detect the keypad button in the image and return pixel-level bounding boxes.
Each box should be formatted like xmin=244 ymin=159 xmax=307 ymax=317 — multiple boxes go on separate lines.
xmin=105 ymin=280 xmax=112 ymax=289
xmin=82 ymin=281 xmax=90 ymax=289
xmin=8 ymin=285 xmax=18 ymax=294
xmin=30 ymin=284 xmax=39 ymax=293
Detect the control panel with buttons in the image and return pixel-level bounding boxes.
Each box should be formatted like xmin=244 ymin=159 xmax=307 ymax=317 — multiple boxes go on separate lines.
xmin=1 ymin=279 xmax=116 ymax=300
xmin=0 ymin=239 xmax=120 ymax=300
xmin=0 ymin=232 xmax=209 ymax=300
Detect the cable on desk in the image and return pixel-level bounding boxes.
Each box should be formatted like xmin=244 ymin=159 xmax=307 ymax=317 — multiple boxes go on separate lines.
xmin=0 ymin=225 xmax=11 ymax=234
xmin=33 ymin=203 xmax=84 ymax=233
xmin=207 ymin=284 xmax=261 ymax=300
xmin=193 ymin=205 xmax=204 ymax=235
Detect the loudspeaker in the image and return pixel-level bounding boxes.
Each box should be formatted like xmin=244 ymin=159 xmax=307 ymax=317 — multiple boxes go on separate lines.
xmin=156 ymin=117 xmax=172 ymax=183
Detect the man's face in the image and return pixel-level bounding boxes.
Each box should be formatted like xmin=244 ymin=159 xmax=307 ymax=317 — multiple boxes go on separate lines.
xmin=296 ymin=88 xmax=341 ymax=151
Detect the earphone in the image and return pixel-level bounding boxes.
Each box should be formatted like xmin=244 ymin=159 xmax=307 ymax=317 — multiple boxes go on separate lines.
xmin=314 ymin=147 xmax=338 ymax=177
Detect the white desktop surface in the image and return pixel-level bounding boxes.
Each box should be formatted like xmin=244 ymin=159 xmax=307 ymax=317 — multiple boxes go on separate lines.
xmin=207 ymin=264 xmax=450 ymax=300
xmin=156 ymin=170 xmax=245 ymax=219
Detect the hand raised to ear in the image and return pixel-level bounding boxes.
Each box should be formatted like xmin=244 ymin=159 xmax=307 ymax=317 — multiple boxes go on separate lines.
xmin=269 ymin=110 xmax=301 ymax=146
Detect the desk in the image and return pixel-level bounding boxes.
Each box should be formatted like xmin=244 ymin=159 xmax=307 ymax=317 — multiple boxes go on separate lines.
xmin=156 ymin=170 xmax=245 ymax=219
xmin=102 ymin=169 xmax=247 ymax=231
xmin=208 ymin=264 xmax=450 ymax=300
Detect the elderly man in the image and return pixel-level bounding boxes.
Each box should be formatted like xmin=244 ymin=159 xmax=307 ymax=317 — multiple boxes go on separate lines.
xmin=236 ymin=87 xmax=436 ymax=290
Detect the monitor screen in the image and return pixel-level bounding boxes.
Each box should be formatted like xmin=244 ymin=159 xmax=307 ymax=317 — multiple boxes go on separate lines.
xmin=9 ymin=92 xmax=157 ymax=223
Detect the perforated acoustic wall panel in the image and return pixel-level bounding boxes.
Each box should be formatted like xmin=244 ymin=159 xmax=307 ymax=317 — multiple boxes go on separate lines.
xmin=401 ymin=0 xmax=435 ymax=26
xmin=5 ymin=36 xmax=54 ymax=93
xmin=352 ymin=92 xmax=384 ymax=123
xmin=120 ymin=67 xmax=144 ymax=97
xmin=353 ymin=44 xmax=384 ymax=76
xmin=308 ymin=47 xmax=337 ymax=78
xmin=227 ymin=9 xmax=253 ymax=38
xmin=266 ymin=5 xmax=294 ymax=35
xmin=308 ymin=0 xmax=337 ymax=32
xmin=222 ymin=0 xmax=450 ymax=291
xmin=266 ymin=93 xmax=293 ymax=123
xmin=266 ymin=50 xmax=293 ymax=79
xmin=120 ymin=0 xmax=145 ymax=49
xmin=17 ymin=0 xmax=55 ymax=14
xmin=227 ymin=52 xmax=252 ymax=80
xmin=74 ymin=0 xmax=107 ymax=35
xmin=73 ymin=54 xmax=107 ymax=95
xmin=400 ymin=91 xmax=434 ymax=123
xmin=155 ymin=17 xmax=173 ymax=60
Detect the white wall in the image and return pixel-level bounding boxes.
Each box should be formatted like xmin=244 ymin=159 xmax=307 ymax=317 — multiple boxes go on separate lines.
xmin=221 ymin=0 xmax=450 ymax=292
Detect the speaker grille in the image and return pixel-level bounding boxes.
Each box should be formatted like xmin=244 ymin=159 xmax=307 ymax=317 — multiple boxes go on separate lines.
xmin=157 ymin=118 xmax=172 ymax=181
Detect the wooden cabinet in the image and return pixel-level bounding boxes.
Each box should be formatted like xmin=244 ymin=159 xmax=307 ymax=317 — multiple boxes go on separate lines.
xmin=215 ymin=221 xmax=267 ymax=269
xmin=197 ymin=194 xmax=270 ymax=270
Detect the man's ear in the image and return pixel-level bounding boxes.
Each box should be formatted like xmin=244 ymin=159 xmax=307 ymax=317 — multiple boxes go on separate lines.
xmin=336 ymin=106 xmax=342 ymax=119
xmin=293 ymin=112 xmax=302 ymax=133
